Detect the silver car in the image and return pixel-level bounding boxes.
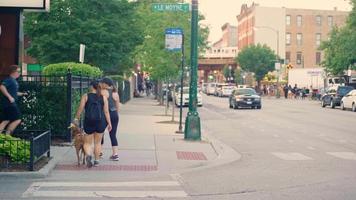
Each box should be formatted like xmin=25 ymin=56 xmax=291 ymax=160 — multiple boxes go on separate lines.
xmin=341 ymin=89 xmax=356 ymax=112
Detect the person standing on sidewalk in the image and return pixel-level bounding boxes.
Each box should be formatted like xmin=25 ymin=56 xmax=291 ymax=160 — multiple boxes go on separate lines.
xmin=74 ymin=80 xmax=112 ymax=167
xmin=0 ymin=65 xmax=27 ymax=134
xmin=100 ymin=77 xmax=120 ymax=161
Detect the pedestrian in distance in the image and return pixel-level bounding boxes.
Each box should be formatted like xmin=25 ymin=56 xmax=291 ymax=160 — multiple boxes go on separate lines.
xmin=288 ymin=85 xmax=293 ymax=99
xmin=100 ymin=77 xmax=120 ymax=161
xmin=0 ymin=65 xmax=27 ymax=134
xmin=74 ymin=80 xmax=112 ymax=168
xmin=283 ymin=84 xmax=289 ymax=99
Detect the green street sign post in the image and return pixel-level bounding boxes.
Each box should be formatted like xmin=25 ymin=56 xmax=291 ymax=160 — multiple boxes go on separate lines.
xmin=152 ymin=3 xmax=190 ymax=12
xmin=184 ymin=0 xmax=201 ymax=141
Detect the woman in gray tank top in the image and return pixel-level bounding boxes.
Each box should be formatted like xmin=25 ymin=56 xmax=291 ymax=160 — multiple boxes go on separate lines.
xmin=100 ymin=78 xmax=120 ymax=161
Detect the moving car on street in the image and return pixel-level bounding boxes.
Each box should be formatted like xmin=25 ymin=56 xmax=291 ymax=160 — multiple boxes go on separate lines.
xmin=214 ymin=83 xmax=228 ymax=96
xmin=229 ymin=88 xmax=261 ymax=109
xmin=175 ymin=87 xmax=203 ymax=107
xmin=217 ymin=85 xmax=235 ymax=97
xmin=206 ymin=83 xmax=217 ymax=96
xmin=340 ymin=89 xmax=356 ymax=112
xmin=321 ymin=86 xmax=354 ymax=108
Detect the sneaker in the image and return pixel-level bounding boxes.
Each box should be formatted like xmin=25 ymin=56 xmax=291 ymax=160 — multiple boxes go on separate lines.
xmin=93 ymin=160 xmax=99 ymax=166
xmin=110 ymin=155 xmax=119 ymax=161
xmin=86 ymin=155 xmax=93 ymax=168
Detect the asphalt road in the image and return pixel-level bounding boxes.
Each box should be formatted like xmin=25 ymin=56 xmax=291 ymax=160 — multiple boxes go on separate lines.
xmin=180 ymin=94 xmax=356 ymax=200
xmin=1 ymin=95 xmax=356 ymax=200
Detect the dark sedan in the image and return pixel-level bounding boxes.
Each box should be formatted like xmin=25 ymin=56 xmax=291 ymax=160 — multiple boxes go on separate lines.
xmin=321 ymin=86 xmax=354 ymax=108
xmin=229 ymin=88 xmax=262 ymax=109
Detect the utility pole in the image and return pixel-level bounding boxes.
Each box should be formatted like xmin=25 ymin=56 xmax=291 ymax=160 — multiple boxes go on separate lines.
xmin=176 ymin=33 xmax=185 ymax=134
xmin=184 ymin=0 xmax=201 ymax=140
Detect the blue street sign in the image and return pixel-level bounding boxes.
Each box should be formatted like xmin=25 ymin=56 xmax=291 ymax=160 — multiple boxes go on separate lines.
xmin=165 ymin=28 xmax=183 ymax=52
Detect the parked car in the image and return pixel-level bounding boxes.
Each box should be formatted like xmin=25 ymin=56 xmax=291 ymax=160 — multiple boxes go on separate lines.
xmin=206 ymin=83 xmax=217 ymax=96
xmin=175 ymin=87 xmax=203 ymax=107
xmin=202 ymin=83 xmax=208 ymax=94
xmin=229 ymin=88 xmax=261 ymax=109
xmin=340 ymin=89 xmax=356 ymax=112
xmin=214 ymin=83 xmax=228 ymax=96
xmin=217 ymin=85 xmax=235 ymax=97
xmin=321 ymin=86 xmax=354 ymax=108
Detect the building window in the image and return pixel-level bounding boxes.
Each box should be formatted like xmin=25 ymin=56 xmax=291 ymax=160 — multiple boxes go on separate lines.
xmin=328 ymin=16 xmax=333 ymax=27
xmin=297 ymin=52 xmax=302 ymax=65
xmin=297 ymin=15 xmax=302 ymax=27
xmin=285 ymin=52 xmax=291 ymax=64
xmin=286 ymin=15 xmax=291 ymax=26
xmin=316 ymin=33 xmax=321 ymax=46
xmin=316 ymin=15 xmax=322 ymax=26
xmin=316 ymin=52 xmax=321 ymax=65
xmin=286 ymin=33 xmax=291 ymax=45
xmin=297 ymin=33 xmax=303 ymax=46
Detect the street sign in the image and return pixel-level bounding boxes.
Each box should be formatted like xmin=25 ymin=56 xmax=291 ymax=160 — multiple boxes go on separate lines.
xmin=165 ymin=28 xmax=183 ymax=52
xmin=79 ymin=44 xmax=85 ymax=63
xmin=152 ymin=3 xmax=190 ymax=12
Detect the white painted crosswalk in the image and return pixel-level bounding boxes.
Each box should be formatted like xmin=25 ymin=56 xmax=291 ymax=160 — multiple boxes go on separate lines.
xmin=271 ymin=152 xmax=356 ymax=161
xmin=271 ymin=152 xmax=313 ymax=161
xmin=22 ymin=181 xmax=188 ymax=198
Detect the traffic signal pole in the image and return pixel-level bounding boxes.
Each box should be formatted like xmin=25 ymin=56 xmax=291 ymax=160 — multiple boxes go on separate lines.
xmin=184 ymin=0 xmax=201 ymax=140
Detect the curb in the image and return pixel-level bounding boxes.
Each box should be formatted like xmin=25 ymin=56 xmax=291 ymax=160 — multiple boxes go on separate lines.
xmin=0 ymin=146 xmax=71 ymax=179
xmin=175 ymin=128 xmax=242 ymax=174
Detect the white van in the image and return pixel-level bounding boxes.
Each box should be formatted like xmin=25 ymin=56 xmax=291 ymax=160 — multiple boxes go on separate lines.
xmin=207 ymin=83 xmax=217 ymax=95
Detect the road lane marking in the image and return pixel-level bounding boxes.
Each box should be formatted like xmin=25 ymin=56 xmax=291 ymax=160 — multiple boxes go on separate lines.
xmin=25 ymin=181 xmax=180 ymax=187
xmin=22 ymin=181 xmax=187 ymax=198
xmin=307 ymin=146 xmax=316 ymax=150
xmin=271 ymin=152 xmax=313 ymax=161
xmin=26 ymin=191 xmax=188 ymax=198
xmin=327 ymin=152 xmax=356 ymax=160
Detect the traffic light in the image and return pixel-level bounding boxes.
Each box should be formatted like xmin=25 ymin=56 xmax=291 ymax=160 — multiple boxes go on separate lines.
xmin=287 ymin=63 xmax=293 ymax=70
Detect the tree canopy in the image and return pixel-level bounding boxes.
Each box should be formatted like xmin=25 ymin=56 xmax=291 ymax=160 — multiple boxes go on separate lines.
xmin=320 ymin=0 xmax=356 ymax=75
xmin=133 ymin=0 xmax=209 ymax=81
xmin=24 ymin=0 xmax=144 ymax=75
xmin=235 ymin=44 xmax=276 ymax=85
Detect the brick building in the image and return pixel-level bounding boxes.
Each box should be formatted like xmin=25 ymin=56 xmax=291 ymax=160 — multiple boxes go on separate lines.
xmin=237 ymin=3 xmax=348 ymax=69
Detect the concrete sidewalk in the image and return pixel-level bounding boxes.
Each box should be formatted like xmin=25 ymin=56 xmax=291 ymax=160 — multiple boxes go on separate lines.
xmin=1 ymin=96 xmax=241 ymax=178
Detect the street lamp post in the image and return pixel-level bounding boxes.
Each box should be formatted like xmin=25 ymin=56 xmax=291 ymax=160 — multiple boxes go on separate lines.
xmin=184 ymin=0 xmax=201 ymax=140
xmin=254 ymin=26 xmax=280 ymax=98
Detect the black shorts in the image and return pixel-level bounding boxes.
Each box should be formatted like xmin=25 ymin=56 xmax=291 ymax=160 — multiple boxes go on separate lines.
xmin=2 ymin=104 xmax=21 ymax=122
xmin=83 ymin=118 xmax=107 ymax=134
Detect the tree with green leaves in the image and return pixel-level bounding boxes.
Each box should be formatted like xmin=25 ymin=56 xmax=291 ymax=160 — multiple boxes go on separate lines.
xmin=133 ymin=0 xmax=209 ymax=82
xmin=24 ymin=0 xmax=144 ymax=75
xmin=320 ymin=0 xmax=356 ymax=76
xmin=235 ymin=44 xmax=276 ymax=87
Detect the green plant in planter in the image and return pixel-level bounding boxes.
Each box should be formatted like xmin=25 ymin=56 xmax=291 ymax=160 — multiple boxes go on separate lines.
xmin=0 ymin=134 xmax=30 ymax=162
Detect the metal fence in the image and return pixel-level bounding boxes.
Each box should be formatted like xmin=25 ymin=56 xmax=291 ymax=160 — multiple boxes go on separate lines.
xmin=6 ymin=72 xmax=130 ymax=142
xmin=118 ymin=80 xmax=131 ymax=104
xmin=18 ymin=72 xmax=95 ymax=142
xmin=0 ymin=130 xmax=51 ymax=171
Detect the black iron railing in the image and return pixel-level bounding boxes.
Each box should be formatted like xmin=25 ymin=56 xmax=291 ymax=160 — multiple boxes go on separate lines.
xmin=0 ymin=130 xmax=51 ymax=171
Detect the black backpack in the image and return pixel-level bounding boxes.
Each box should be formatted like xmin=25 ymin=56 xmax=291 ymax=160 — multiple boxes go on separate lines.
xmin=85 ymin=95 xmax=103 ymax=121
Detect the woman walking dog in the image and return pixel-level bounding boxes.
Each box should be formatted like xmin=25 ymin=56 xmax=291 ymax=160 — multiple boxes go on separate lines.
xmin=74 ymin=80 xmax=112 ymax=167
xmin=100 ymin=77 xmax=120 ymax=161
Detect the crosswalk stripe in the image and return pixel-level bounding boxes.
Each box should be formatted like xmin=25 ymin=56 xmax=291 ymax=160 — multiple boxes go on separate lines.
xmin=22 ymin=181 xmax=187 ymax=198
xmin=28 ymin=190 xmax=188 ymax=198
xmin=271 ymin=152 xmax=313 ymax=160
xmin=29 ymin=181 xmax=180 ymax=187
xmin=327 ymin=152 xmax=356 ymax=160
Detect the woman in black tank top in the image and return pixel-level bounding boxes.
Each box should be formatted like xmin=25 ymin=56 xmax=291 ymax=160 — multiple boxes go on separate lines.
xmin=101 ymin=78 xmax=120 ymax=161
xmin=74 ymin=80 xmax=112 ymax=167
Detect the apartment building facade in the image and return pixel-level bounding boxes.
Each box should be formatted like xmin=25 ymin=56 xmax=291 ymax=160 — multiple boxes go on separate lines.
xmin=237 ymin=3 xmax=348 ymax=69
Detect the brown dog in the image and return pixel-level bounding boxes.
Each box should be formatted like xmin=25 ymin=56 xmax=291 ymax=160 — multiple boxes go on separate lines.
xmin=69 ymin=123 xmax=85 ymax=166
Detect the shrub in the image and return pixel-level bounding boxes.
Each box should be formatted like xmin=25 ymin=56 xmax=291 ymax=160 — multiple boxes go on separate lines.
xmin=43 ymin=62 xmax=103 ymax=77
xmin=0 ymin=134 xmax=30 ymax=163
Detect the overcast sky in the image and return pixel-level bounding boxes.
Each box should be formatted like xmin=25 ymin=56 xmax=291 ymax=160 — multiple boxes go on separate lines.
xmin=196 ymin=0 xmax=352 ymax=43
